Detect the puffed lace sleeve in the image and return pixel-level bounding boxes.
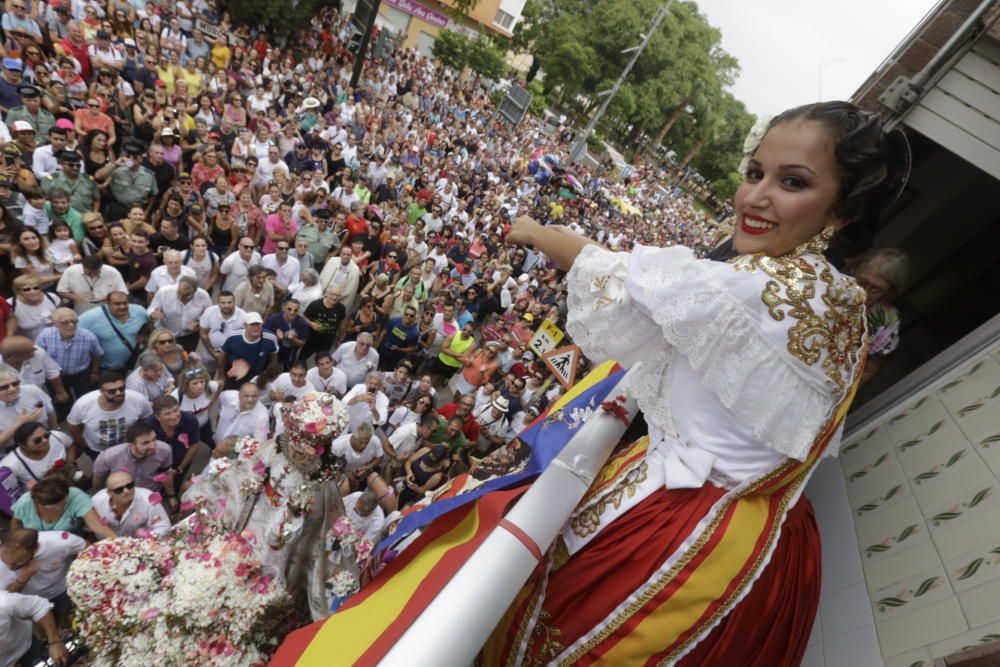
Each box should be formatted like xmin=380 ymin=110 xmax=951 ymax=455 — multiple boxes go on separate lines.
xmin=566 ymin=244 xmax=867 ymax=460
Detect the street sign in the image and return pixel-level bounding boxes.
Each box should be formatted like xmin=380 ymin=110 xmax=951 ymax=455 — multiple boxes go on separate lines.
xmin=497 ymin=85 xmax=532 ymax=126
xmin=542 ymin=345 xmax=580 ymax=388
xmin=528 ymin=319 xmax=564 ymax=358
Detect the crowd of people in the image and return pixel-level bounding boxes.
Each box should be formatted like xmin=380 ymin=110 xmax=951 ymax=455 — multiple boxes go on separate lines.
xmin=0 ymin=0 xmax=797 ymax=664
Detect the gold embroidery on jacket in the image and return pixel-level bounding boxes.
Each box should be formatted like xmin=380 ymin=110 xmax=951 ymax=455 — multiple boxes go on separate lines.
xmin=731 ymin=253 xmax=866 ymax=393
xmin=570 ymin=462 xmax=649 ymax=538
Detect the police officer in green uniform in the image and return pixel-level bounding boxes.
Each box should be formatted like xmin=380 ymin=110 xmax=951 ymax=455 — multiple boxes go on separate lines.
xmin=108 ymin=141 xmax=158 ymax=221
xmin=5 ymin=85 xmax=55 ymax=141
xmin=41 ymin=150 xmax=99 ymax=213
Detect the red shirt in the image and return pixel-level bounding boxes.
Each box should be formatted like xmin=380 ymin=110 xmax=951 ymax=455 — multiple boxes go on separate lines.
xmin=192 ymin=163 xmax=225 ymax=191
xmin=0 ymin=297 xmax=11 ymax=342
xmin=59 ymin=37 xmax=91 ymax=80
xmin=437 ymin=404 xmax=481 ymax=443
xmin=345 ymin=214 xmax=367 ymax=242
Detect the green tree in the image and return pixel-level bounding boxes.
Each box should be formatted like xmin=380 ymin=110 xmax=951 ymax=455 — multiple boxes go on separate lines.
xmin=432 ymin=30 xmax=508 ymax=79
xmin=228 ymin=0 xmax=323 ymax=38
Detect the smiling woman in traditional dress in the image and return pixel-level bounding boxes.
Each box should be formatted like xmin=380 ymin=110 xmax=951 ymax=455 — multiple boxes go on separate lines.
xmin=487 ymin=101 xmax=909 ymax=666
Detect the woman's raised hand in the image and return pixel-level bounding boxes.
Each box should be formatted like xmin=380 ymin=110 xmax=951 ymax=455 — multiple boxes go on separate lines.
xmin=505 ymin=215 xmax=541 ymax=247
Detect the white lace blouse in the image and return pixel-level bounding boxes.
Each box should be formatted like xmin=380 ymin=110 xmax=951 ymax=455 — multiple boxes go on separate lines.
xmin=565 ymin=243 xmax=867 ymax=490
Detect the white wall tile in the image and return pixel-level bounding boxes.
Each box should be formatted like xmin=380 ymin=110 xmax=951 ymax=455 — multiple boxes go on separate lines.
xmin=824 ymin=624 xmax=884 ymax=667
xmin=863 ymin=540 xmax=943 ymax=594
xmin=870 ymin=566 xmax=954 ymax=622
xmin=876 ymin=597 xmax=968 ymax=657
xmin=943 ymin=537 xmax=1000 ymax=594
xmin=928 ymin=497 xmax=1000 ymax=562
xmin=821 ymin=581 xmax=876 ymax=640
xmin=823 ymin=542 xmax=866 ymax=597
xmin=908 ymin=449 xmax=993 ymax=514
xmin=926 ymin=618 xmax=1000 ymax=659
xmin=958 ymin=576 xmax=1000 ymax=629
xmin=883 ymin=647 xmax=932 ymax=667
xmin=802 ymin=640 xmax=827 ymax=667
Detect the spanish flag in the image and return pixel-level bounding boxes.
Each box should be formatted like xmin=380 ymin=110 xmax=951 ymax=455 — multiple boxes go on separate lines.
xmin=270 ymin=362 xmax=622 ymax=666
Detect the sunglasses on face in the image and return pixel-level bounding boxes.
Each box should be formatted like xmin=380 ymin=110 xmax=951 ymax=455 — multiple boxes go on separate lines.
xmin=109 ymin=481 xmax=135 ymax=494
xmin=19 ymin=286 xmax=40 ymax=292
xmin=0 ymin=380 xmax=21 ymax=390
xmin=30 ymin=432 xmax=50 ymax=444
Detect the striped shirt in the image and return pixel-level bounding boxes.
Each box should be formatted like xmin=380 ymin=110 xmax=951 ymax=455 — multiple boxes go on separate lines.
xmin=34 ymin=326 xmax=104 ymax=375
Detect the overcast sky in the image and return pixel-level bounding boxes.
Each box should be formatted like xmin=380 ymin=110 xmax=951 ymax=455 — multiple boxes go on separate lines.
xmin=692 ymin=0 xmax=944 ymax=118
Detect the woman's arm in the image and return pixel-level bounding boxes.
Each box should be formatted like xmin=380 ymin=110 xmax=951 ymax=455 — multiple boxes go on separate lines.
xmin=505 ymin=216 xmax=602 ymax=272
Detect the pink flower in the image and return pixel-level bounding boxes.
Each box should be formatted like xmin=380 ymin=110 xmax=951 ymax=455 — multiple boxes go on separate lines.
xmin=136 ymin=528 xmax=152 ymax=539
xmin=234 ymin=563 xmax=249 ymax=577
xmin=153 ymin=472 xmax=169 ymax=483
xmin=304 ymin=422 xmax=318 ymax=434
xmin=332 ymin=517 xmax=351 ymax=537
xmin=140 ymin=608 xmax=160 ymax=620
xmin=252 ymin=460 xmax=267 ymax=476
xmin=216 ymin=498 xmax=228 ymax=508
xmin=98 ymin=517 xmax=109 ymax=525
xmin=178 ymin=433 xmax=190 ymax=448
xmin=148 ymin=492 xmax=163 ymax=506
xmin=314 ymin=445 xmax=325 ymax=456
xmin=322 ymin=405 xmax=334 ymax=415
xmin=180 ymin=501 xmax=195 ymax=512
xmin=60 ymin=531 xmax=70 ymax=540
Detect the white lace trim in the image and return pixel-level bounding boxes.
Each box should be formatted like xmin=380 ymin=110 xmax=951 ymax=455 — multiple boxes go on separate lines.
xmin=566 ymin=245 xmax=838 ymax=462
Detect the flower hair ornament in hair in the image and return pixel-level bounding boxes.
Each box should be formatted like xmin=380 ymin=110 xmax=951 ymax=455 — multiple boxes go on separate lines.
xmin=738 ymin=114 xmax=772 ymax=175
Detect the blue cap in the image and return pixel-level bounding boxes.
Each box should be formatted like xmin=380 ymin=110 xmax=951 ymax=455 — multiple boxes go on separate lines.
xmin=2 ymin=58 xmax=22 ymax=71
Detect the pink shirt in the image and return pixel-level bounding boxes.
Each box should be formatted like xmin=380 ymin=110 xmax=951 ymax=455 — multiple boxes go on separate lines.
xmin=263 ymin=213 xmax=297 ymax=254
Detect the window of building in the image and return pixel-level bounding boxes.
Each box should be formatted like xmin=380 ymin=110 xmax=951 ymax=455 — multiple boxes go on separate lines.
xmin=493 ymin=9 xmax=514 ymax=30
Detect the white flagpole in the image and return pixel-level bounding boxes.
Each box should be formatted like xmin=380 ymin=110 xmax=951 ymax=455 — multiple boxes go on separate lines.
xmin=378 ymin=365 xmax=640 ymax=665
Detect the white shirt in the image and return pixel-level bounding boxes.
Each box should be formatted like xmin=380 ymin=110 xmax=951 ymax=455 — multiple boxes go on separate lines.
xmin=0 ymin=348 xmax=61 ymax=388
xmin=147 ymin=284 xmax=212 ymax=336
xmin=474 ymin=403 xmax=511 ymax=440
xmin=0 ymin=385 xmax=54 ymax=448
xmin=9 ymin=295 xmax=58 ymax=341
xmin=144 ymin=265 xmax=196 ymax=294
xmin=341 ymin=383 xmax=389 ymax=431
xmin=388 ymin=420 xmax=423 ymax=459
xmin=260 ymin=253 xmax=301 ymax=289
xmin=199 ymin=305 xmax=248 ymax=351
xmin=56 ymin=265 xmax=127 ymax=314
xmin=173 ymin=381 xmax=218 ymax=427
xmin=215 ymin=390 xmax=270 ymax=441
xmin=0 ymin=591 xmax=52 ymax=667
xmin=92 ymin=487 xmax=171 ymax=537
xmin=332 ymin=341 xmax=380 ymax=388
xmin=220 ymin=250 xmax=261 ymax=292
xmin=0 ymin=531 xmax=86 ymax=600
xmin=32 ymin=143 xmax=62 ymax=179
xmin=263 ymin=372 xmax=317 ymax=406
xmin=288 ymin=281 xmax=322 ymax=312
xmin=66 ymin=389 xmax=152 ymax=452
xmin=306 ymin=366 xmax=347 ymax=397
xmin=343 ymin=491 xmax=386 ymax=544
xmin=329 ymin=432 xmax=382 ymax=473
xmin=0 ymin=438 xmax=67 ymax=487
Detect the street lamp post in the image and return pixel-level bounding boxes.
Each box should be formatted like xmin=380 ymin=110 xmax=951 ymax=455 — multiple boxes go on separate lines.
xmin=569 ymin=0 xmax=674 ymax=164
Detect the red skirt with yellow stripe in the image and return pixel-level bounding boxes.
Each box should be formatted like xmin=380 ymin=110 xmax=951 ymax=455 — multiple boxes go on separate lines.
xmin=481 ymin=478 xmax=820 ymax=666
